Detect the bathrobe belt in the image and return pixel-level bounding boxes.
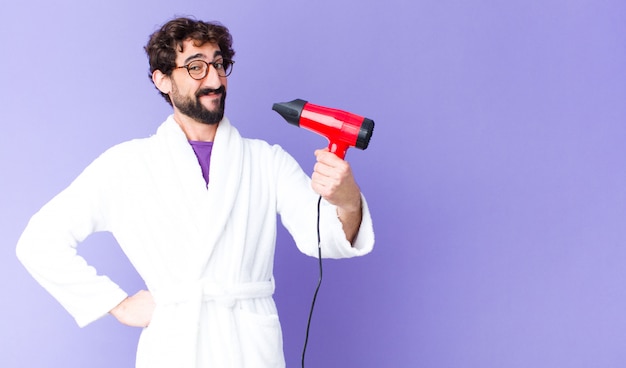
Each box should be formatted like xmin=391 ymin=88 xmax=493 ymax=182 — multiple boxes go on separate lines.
xmin=147 ymin=278 xmax=276 ymax=367
xmin=152 ymin=278 xmax=275 ymax=308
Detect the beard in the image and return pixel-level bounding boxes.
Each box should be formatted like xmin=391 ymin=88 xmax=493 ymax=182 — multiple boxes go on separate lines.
xmin=171 ymin=84 xmax=226 ymax=125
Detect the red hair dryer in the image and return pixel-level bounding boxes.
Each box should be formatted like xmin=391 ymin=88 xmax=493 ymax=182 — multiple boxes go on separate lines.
xmin=272 ymin=99 xmax=375 ymax=159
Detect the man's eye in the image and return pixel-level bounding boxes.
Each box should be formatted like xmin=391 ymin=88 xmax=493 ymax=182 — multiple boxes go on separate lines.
xmin=214 ymin=62 xmax=224 ymax=70
xmin=189 ymin=65 xmax=203 ymax=71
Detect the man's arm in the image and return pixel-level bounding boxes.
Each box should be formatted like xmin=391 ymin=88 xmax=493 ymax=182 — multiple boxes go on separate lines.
xmin=311 ymin=149 xmax=363 ymax=244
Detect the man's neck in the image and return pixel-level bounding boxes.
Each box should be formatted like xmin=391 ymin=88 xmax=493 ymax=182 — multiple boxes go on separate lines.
xmin=172 ymin=112 xmax=219 ymax=142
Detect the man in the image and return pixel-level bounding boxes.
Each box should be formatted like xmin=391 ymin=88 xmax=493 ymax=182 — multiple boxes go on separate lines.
xmin=16 ymin=17 xmax=374 ymax=367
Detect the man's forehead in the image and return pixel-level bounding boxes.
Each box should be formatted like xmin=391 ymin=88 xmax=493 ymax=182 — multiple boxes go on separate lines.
xmin=178 ymin=39 xmax=221 ymax=56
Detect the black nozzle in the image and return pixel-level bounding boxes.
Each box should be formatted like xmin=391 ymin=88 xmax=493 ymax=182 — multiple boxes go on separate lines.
xmin=272 ymin=99 xmax=308 ymax=126
xmin=356 ymin=118 xmax=375 ymax=150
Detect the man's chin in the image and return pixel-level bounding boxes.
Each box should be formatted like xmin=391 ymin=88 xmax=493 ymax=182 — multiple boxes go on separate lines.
xmin=174 ymin=93 xmax=226 ymax=125
xmin=198 ymin=110 xmax=224 ymax=125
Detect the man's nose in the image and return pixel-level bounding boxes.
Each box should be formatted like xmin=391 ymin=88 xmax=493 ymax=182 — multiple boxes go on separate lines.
xmin=201 ymin=64 xmax=223 ymax=88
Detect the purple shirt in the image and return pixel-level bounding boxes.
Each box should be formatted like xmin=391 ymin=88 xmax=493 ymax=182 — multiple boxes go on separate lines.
xmin=189 ymin=140 xmax=214 ymax=186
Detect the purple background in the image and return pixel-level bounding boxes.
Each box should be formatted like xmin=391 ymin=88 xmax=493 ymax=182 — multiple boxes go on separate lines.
xmin=1 ymin=0 xmax=626 ymax=367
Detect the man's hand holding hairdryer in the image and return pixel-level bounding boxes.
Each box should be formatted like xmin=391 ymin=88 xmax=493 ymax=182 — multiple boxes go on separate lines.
xmin=312 ymin=148 xmax=362 ymax=244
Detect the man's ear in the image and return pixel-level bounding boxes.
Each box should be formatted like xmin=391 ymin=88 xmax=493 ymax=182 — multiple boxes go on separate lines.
xmin=152 ymin=70 xmax=172 ymax=95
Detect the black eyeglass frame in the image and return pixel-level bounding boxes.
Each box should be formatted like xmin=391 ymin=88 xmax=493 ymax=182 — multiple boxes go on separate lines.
xmin=174 ymin=59 xmax=235 ymax=79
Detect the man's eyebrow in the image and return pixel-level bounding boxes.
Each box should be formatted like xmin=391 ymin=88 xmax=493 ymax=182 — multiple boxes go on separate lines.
xmin=183 ymin=53 xmax=205 ymax=65
xmin=183 ymin=51 xmax=224 ymax=65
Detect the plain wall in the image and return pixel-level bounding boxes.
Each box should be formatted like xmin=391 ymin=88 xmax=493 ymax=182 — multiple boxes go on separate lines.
xmin=1 ymin=0 xmax=625 ymax=366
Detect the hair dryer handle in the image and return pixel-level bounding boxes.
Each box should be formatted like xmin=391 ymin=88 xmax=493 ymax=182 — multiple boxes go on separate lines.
xmin=329 ymin=141 xmax=349 ymax=160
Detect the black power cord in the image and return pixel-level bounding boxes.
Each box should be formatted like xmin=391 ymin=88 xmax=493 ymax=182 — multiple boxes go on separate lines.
xmin=301 ymin=195 xmax=324 ymax=368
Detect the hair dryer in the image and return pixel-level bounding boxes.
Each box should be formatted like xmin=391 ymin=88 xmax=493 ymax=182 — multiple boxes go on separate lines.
xmin=272 ymin=99 xmax=374 ymax=159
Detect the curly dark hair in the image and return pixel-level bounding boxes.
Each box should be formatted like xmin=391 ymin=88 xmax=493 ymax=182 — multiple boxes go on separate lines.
xmin=144 ymin=17 xmax=235 ymax=105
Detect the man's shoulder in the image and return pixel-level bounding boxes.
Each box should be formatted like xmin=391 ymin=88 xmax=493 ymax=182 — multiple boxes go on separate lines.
xmin=243 ymin=137 xmax=293 ymax=158
xmin=104 ymin=136 xmax=151 ymax=153
xmin=243 ymin=138 xmax=286 ymax=154
xmin=93 ymin=135 xmax=157 ymax=166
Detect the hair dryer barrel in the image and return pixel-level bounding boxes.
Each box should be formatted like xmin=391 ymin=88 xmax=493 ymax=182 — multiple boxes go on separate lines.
xmin=272 ymin=99 xmax=374 ymax=159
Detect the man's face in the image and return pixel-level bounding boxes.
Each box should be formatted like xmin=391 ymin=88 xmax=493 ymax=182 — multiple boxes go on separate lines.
xmin=169 ymin=39 xmax=228 ymax=125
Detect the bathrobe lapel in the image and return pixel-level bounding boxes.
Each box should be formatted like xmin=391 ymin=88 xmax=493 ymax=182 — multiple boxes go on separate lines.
xmin=155 ymin=116 xmax=243 ymax=274
xmin=202 ymin=117 xmax=244 ymax=265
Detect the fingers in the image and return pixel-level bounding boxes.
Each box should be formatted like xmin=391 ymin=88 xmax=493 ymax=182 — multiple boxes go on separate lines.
xmin=314 ymin=149 xmax=349 ymax=177
xmin=312 ymin=148 xmax=360 ymax=209
xmin=312 ymin=151 xmax=347 ymax=192
xmin=110 ymin=290 xmax=155 ymax=328
xmin=314 ymin=148 xmax=342 ymax=165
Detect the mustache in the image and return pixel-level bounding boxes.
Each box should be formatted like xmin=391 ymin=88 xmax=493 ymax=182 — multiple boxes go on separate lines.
xmin=196 ymin=85 xmax=226 ymax=98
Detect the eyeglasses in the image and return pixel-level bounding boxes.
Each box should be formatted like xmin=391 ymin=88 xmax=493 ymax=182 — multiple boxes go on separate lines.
xmin=175 ymin=59 xmax=234 ymax=79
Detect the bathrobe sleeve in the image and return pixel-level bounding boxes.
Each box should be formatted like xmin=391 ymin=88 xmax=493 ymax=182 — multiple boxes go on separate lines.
xmin=273 ymin=145 xmax=374 ymax=258
xmin=16 ymin=150 xmax=129 ymax=328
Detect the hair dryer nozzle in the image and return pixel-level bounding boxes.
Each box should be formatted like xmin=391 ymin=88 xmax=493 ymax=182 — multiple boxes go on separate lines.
xmin=271 ymin=99 xmax=308 ymax=126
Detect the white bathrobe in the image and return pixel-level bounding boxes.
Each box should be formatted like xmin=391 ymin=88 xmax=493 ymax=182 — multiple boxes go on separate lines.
xmin=16 ymin=116 xmax=374 ymax=367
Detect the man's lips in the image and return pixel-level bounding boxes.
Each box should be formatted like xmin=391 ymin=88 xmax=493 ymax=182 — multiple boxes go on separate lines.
xmin=199 ymin=92 xmax=221 ymax=100
xmin=197 ymin=86 xmax=225 ymax=98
